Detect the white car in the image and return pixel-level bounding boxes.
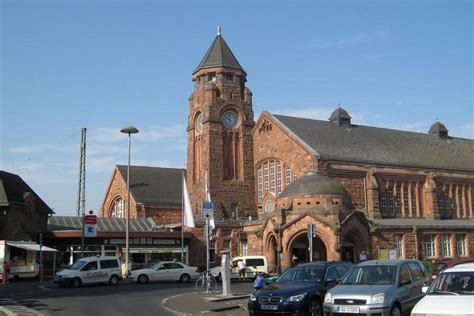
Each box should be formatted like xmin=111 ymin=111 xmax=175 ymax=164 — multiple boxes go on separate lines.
xmin=209 ymin=255 xmax=268 ymax=281
xmin=411 ymin=262 xmax=474 ymax=316
xmin=129 ymin=261 xmax=200 ymax=284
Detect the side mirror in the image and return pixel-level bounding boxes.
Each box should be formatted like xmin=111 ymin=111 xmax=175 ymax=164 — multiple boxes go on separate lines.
xmin=325 ymin=278 xmax=337 ymax=285
xmin=422 ymin=286 xmax=428 ymax=294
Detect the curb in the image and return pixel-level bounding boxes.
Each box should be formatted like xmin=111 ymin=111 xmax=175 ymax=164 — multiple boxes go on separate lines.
xmin=161 ymin=292 xmax=249 ymax=315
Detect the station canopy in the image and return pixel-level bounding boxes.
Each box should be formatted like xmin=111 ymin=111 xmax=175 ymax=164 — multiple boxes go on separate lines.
xmin=7 ymin=241 xmax=57 ymax=252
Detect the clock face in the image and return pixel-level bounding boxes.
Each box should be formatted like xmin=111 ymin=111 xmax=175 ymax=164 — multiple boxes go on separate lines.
xmin=195 ymin=113 xmax=203 ymax=132
xmin=222 ymin=111 xmax=238 ymax=129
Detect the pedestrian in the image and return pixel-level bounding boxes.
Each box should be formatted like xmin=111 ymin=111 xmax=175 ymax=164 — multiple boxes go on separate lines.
xmin=237 ymin=260 xmax=246 ymax=281
xmin=291 ymin=255 xmax=298 ymax=267
xmin=2 ymin=261 xmax=10 ymax=284
xmin=359 ymin=250 xmax=367 ymax=262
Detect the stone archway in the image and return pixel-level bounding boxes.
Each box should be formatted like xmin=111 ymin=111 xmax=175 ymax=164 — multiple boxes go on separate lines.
xmin=341 ymin=229 xmax=368 ymax=263
xmin=289 ymin=232 xmax=327 ymax=264
xmin=266 ymin=235 xmax=278 ymax=273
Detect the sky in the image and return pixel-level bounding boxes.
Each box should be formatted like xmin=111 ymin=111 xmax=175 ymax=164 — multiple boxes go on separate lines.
xmin=1 ymin=0 xmax=472 ymax=216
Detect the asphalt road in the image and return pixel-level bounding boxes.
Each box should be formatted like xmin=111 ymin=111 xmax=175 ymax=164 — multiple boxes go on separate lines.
xmin=0 ymin=279 xmax=254 ymax=316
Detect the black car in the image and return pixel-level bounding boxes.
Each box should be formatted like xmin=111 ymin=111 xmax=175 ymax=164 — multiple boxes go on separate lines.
xmin=248 ymin=261 xmax=353 ymax=316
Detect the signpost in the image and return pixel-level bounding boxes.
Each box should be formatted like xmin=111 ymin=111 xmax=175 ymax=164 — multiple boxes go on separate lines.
xmin=203 ymin=201 xmax=213 ymax=292
xmin=82 ymin=210 xmax=97 ymax=257
xmin=307 ymin=224 xmax=315 ymax=262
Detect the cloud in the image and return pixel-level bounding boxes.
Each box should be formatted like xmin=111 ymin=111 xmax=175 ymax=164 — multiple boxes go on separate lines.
xmin=307 ymin=29 xmax=389 ymax=49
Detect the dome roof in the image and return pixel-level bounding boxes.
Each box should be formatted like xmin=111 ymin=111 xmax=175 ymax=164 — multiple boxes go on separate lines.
xmin=279 ymin=170 xmax=349 ymax=198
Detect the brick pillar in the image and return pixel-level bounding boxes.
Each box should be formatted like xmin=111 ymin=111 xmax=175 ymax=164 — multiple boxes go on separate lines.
xmin=366 ymin=170 xmax=381 ymax=219
xmin=423 ymin=173 xmax=440 ymax=219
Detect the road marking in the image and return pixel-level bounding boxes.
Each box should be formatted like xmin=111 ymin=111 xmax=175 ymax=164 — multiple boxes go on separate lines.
xmin=38 ymin=286 xmax=51 ymax=292
xmin=0 ymin=306 xmax=15 ymax=316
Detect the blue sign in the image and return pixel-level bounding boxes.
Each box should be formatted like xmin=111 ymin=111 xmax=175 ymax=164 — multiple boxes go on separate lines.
xmin=203 ymin=202 xmax=213 ymax=210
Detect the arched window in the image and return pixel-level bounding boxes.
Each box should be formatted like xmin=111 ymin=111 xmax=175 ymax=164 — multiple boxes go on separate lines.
xmin=110 ymin=198 xmax=125 ymax=218
xmin=257 ymin=160 xmax=294 ymax=203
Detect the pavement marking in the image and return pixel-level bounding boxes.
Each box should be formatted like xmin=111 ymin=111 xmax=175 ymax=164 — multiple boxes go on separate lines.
xmin=37 ymin=286 xmax=51 ymax=292
xmin=161 ymin=293 xmax=187 ymax=316
xmin=0 ymin=306 xmax=15 ymax=316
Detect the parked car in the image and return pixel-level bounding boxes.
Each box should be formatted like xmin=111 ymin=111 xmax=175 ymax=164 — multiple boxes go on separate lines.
xmin=323 ymin=259 xmax=427 ymax=316
xmin=54 ymin=256 xmax=122 ymax=288
xmin=210 ymin=255 xmax=268 ymax=281
xmin=411 ymin=262 xmax=474 ymax=316
xmin=129 ymin=261 xmax=199 ymax=284
xmin=428 ymin=257 xmax=474 ymax=284
xmin=248 ymin=261 xmax=353 ymax=316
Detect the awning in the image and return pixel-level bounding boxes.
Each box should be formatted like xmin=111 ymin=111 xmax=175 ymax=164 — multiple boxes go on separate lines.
xmin=6 ymin=241 xmax=58 ymax=252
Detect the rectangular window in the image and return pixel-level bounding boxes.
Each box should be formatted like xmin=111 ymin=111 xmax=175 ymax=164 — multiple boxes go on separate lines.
xmin=388 ymin=188 xmax=394 ymax=216
xmin=257 ymin=167 xmax=263 ymax=203
xmin=100 ymin=259 xmax=119 ymax=269
xmin=264 ymin=163 xmax=269 ymax=194
xmin=380 ymin=190 xmax=387 ymax=213
xmin=424 ymin=235 xmax=436 ymax=258
xmin=270 ymin=160 xmax=276 ymax=193
xmin=456 ymin=234 xmax=467 ymax=257
xmin=440 ymin=234 xmax=452 ymax=257
xmin=276 ymin=161 xmax=282 ymax=194
xmin=242 ymin=240 xmax=248 ymax=256
xmin=223 ymin=240 xmax=231 ymax=249
xmin=403 ymin=187 xmax=409 ymax=216
xmin=285 ymin=166 xmax=292 ymax=185
xmin=394 ymin=234 xmax=404 ymax=258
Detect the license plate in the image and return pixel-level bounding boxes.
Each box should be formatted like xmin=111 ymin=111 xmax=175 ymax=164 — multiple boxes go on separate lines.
xmin=260 ymin=304 xmax=278 ymax=311
xmin=336 ymin=306 xmax=360 ymax=313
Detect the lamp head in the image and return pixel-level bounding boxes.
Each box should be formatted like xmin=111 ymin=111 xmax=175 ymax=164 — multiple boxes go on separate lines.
xmin=120 ymin=125 xmax=139 ymax=134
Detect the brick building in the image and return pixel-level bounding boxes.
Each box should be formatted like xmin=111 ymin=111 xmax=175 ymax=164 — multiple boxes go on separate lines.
xmin=100 ymin=29 xmax=474 ymax=270
xmin=0 ymin=170 xmax=54 ymax=241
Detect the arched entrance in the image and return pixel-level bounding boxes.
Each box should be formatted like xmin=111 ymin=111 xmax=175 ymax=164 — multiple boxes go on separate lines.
xmin=267 ymin=236 xmax=278 ymax=273
xmin=341 ymin=229 xmax=367 ymax=263
xmin=290 ymin=233 xmax=327 ymax=263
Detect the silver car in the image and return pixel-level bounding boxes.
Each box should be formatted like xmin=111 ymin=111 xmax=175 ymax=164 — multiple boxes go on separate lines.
xmin=323 ymin=259 xmax=427 ymax=316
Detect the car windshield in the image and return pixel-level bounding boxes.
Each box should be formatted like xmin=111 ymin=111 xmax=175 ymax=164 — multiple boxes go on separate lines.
xmin=432 ymin=262 xmax=447 ymax=272
xmin=149 ymin=262 xmax=162 ymax=269
xmin=69 ymin=260 xmax=87 ymax=270
xmin=427 ymin=271 xmax=474 ymax=296
xmin=276 ymin=267 xmax=324 ymax=283
xmin=341 ymin=265 xmax=396 ymax=285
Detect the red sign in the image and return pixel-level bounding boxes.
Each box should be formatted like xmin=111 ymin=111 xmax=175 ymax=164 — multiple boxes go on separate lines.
xmin=84 ymin=215 xmax=97 ymax=225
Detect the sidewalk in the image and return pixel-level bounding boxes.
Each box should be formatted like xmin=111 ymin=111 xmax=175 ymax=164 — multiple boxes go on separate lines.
xmin=162 ymin=291 xmax=250 ymax=315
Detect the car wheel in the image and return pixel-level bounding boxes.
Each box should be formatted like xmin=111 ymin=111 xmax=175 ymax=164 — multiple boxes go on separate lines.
xmin=180 ymin=273 xmax=191 ymax=283
xmin=71 ymin=277 xmax=81 ymax=288
xmin=109 ymin=275 xmax=119 ymax=286
xmin=137 ymin=274 xmax=149 ymax=284
xmin=309 ymin=299 xmax=322 ymax=316
xmin=390 ymin=304 xmax=401 ymax=316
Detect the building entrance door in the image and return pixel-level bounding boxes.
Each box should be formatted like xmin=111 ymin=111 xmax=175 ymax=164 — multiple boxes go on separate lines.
xmin=290 ymin=233 xmax=327 ymax=264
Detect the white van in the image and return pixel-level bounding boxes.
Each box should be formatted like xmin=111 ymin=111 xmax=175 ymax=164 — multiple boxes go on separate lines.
xmin=54 ymin=256 xmax=122 ymax=287
xmin=210 ymin=255 xmax=268 ymax=281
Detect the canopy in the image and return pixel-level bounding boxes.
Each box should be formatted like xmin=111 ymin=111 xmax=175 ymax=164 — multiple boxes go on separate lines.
xmin=6 ymin=241 xmax=57 ymax=252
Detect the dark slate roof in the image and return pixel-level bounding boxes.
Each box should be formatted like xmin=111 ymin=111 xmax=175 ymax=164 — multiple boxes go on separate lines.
xmin=0 ymin=170 xmax=54 ymax=214
xmin=116 ymin=165 xmax=184 ymax=205
xmin=48 ymin=216 xmax=165 ymax=232
xmin=271 ymin=114 xmax=474 ymax=172
xmin=193 ymin=34 xmax=244 ymax=74
xmin=279 ymin=170 xmax=349 ymax=198
xmin=372 ymin=218 xmax=474 ymax=229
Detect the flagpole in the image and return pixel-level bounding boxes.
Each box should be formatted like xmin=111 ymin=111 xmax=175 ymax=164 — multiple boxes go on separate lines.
xmin=181 ymin=169 xmax=185 ymax=263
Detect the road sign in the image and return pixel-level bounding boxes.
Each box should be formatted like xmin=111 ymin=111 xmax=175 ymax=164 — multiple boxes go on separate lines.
xmin=84 ymin=224 xmax=97 ymax=237
xmin=202 ymin=202 xmax=213 ymax=218
xmin=84 ymin=215 xmax=97 ymax=225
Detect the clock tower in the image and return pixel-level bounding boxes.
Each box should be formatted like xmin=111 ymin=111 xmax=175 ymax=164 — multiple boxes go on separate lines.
xmin=187 ymin=27 xmax=256 ymax=221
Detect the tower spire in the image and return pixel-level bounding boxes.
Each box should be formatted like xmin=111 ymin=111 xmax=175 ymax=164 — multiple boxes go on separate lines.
xmin=217 ymin=26 xmax=221 ymax=36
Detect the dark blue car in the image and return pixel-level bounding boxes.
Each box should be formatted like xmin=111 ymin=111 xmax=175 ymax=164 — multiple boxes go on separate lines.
xmin=248 ymin=261 xmax=353 ymax=316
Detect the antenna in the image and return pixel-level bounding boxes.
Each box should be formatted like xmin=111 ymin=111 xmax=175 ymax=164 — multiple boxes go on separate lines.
xmin=77 ymin=128 xmax=86 ymax=216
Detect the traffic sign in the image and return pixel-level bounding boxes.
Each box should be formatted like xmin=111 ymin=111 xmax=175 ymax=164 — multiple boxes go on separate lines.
xmin=203 ymin=202 xmax=213 ymax=218
xmin=84 ymin=215 xmax=97 ymax=225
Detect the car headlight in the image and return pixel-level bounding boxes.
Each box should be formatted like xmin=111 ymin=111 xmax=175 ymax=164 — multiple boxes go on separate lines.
xmin=249 ymin=294 xmax=257 ymax=302
xmin=286 ymin=293 xmax=306 ymax=302
xmin=324 ymin=292 xmax=332 ymax=303
xmin=370 ymin=293 xmax=384 ymax=304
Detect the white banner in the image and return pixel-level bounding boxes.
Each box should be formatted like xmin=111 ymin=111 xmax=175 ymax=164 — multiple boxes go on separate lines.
xmin=84 ymin=224 xmax=97 ymax=237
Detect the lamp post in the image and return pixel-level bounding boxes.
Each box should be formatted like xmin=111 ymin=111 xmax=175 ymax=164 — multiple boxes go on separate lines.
xmin=120 ymin=125 xmax=139 ymax=274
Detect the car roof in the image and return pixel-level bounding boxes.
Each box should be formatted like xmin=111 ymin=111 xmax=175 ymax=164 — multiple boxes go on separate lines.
xmin=443 ymin=262 xmax=474 ymax=273
xmin=358 ymin=259 xmax=418 ymax=266
xmin=434 ymin=258 xmax=474 ymax=265
xmin=79 ymin=256 xmax=119 ymax=261
xmin=293 ymin=261 xmax=351 ymax=268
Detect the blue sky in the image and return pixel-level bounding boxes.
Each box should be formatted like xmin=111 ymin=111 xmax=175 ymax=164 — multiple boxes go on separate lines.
xmin=1 ymin=0 xmax=472 ymax=216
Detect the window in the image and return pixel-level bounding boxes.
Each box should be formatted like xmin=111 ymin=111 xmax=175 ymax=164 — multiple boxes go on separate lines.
xmin=100 ymin=259 xmax=119 ymax=269
xmin=325 ymin=266 xmax=338 ymax=280
xmin=82 ymin=261 xmax=98 ymax=271
xmin=408 ymin=262 xmax=424 ymax=280
xmin=223 ymin=240 xmax=231 ymax=249
xmin=242 ymin=240 xmax=248 ymax=256
xmin=438 ymin=188 xmax=454 ymax=219
xmin=257 ymin=160 xmax=287 ymax=203
xmin=285 ymin=165 xmax=292 ymax=185
xmin=424 ymin=235 xmax=436 ymax=257
xmin=440 ymin=234 xmax=452 ymax=257
xmin=246 ymin=258 xmax=265 ymax=267
xmin=265 ymin=200 xmax=274 ymax=213
xmin=394 ymin=234 xmax=404 ymax=259
xmin=110 ymin=198 xmax=125 ymax=218
xmin=399 ymin=264 xmax=411 ymax=284
xmin=456 ymin=234 xmax=467 ymax=257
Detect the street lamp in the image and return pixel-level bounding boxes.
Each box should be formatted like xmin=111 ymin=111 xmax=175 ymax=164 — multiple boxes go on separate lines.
xmin=120 ymin=125 xmax=139 ymax=274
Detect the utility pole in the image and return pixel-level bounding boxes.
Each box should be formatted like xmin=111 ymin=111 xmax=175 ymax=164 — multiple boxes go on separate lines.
xmin=77 ymin=128 xmax=86 ymax=257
